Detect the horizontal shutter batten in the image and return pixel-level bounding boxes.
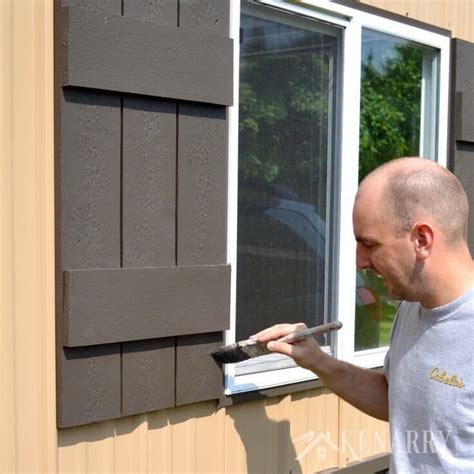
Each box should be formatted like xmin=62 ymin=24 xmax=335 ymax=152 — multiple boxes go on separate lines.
xmin=61 ymin=6 xmax=233 ymax=105
xmin=63 ymin=264 xmax=231 ymax=347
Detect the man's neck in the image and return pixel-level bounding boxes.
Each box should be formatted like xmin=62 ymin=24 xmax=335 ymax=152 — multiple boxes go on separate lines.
xmin=420 ymin=255 xmax=474 ymax=309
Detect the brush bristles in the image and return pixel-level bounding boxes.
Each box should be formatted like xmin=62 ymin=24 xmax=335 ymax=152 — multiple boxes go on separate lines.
xmin=212 ymin=321 xmax=344 ymax=363
xmin=211 ymin=340 xmax=272 ymax=364
xmin=211 ymin=344 xmax=252 ymax=363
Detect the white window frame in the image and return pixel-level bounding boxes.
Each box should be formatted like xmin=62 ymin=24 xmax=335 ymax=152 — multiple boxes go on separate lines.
xmin=226 ymin=0 xmax=450 ymax=394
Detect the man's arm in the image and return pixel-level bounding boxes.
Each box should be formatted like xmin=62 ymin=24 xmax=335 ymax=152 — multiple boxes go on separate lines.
xmin=305 ymin=350 xmax=389 ymax=421
xmin=253 ymin=324 xmax=389 ymax=421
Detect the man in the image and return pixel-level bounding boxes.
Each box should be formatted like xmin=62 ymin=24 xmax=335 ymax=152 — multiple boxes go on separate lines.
xmin=252 ymin=157 xmax=474 ymax=472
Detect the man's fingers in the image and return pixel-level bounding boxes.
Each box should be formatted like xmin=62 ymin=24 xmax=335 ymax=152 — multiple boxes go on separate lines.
xmin=251 ymin=323 xmax=307 ymax=342
xmin=267 ymin=340 xmax=294 ymax=357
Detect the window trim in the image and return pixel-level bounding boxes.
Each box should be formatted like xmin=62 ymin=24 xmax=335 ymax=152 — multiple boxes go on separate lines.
xmin=226 ymin=0 xmax=450 ymax=395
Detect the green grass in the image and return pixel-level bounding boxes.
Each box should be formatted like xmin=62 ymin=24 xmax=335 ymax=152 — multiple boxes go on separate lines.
xmin=365 ymin=271 xmax=399 ymax=346
xmin=356 ymin=271 xmax=400 ymax=350
xmin=379 ymin=300 xmax=399 ymax=346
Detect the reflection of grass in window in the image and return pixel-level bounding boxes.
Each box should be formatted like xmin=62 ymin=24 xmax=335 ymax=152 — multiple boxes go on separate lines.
xmin=355 ymin=306 xmax=380 ymax=351
xmin=379 ymin=300 xmax=399 ymax=346
xmin=355 ymin=271 xmax=400 ymax=350
xmin=366 ymin=272 xmax=400 ymax=347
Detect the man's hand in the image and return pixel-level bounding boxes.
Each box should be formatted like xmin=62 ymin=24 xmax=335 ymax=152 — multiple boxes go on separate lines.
xmin=251 ymin=322 xmax=326 ymax=371
xmin=251 ymin=321 xmax=389 ymax=421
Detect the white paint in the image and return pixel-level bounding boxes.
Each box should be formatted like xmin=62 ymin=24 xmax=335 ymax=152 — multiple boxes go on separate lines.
xmin=228 ymin=346 xmax=333 ymax=393
xmin=225 ymin=0 xmax=241 ymax=387
xmin=437 ymin=38 xmax=450 ymax=168
xmin=354 ymin=347 xmax=389 ymax=369
xmin=226 ymin=365 xmax=317 ymax=395
xmin=258 ymin=0 xmax=351 ymax=27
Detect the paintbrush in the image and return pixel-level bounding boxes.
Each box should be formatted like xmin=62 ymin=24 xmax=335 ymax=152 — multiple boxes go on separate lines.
xmin=211 ymin=321 xmax=343 ymax=364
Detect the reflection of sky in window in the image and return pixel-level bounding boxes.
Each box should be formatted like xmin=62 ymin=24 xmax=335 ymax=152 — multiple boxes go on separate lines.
xmin=362 ymin=29 xmax=430 ymax=73
xmin=362 ymin=31 xmax=410 ymax=72
xmin=241 ymin=14 xmax=334 ymax=56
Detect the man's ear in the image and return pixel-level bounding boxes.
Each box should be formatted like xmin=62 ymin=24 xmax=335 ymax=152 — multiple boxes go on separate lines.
xmin=412 ymin=222 xmax=433 ymax=260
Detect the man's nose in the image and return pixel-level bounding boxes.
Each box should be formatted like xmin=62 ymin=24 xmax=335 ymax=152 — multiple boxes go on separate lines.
xmin=356 ymin=243 xmax=371 ymax=269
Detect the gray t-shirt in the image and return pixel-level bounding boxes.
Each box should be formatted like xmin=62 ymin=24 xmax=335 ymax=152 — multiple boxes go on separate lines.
xmin=385 ymin=287 xmax=474 ymax=473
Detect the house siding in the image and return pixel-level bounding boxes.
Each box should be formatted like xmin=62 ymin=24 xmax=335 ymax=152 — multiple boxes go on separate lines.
xmin=360 ymin=0 xmax=474 ymax=42
xmin=0 ymin=1 xmax=57 ymax=472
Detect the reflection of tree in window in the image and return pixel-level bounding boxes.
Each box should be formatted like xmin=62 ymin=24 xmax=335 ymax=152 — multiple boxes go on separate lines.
xmin=359 ymin=44 xmax=423 ymax=180
xmin=236 ymin=13 xmax=337 ymax=343
xmin=239 ymin=14 xmax=336 ymax=215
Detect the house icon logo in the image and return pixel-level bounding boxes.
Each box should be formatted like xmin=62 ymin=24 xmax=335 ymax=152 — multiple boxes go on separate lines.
xmin=294 ymin=431 xmax=339 ymax=461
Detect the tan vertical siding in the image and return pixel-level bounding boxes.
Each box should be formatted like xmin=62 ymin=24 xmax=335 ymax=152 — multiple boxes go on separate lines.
xmin=55 ymin=391 xmax=344 ymax=473
xmin=361 ymin=0 xmax=474 ymax=42
xmin=0 ymin=1 xmax=56 ymax=473
xmin=148 ymin=410 xmax=173 ymax=473
xmin=0 ymin=4 xmax=16 ymax=468
xmin=338 ymin=401 xmax=390 ymax=467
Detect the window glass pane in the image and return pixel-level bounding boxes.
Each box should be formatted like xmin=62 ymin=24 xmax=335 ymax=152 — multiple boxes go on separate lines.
xmin=237 ymin=9 xmax=340 ymax=358
xmin=355 ymin=29 xmax=439 ymax=351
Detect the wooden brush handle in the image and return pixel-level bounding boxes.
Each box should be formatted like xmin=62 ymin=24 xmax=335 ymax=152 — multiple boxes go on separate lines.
xmin=277 ymin=321 xmax=342 ymax=345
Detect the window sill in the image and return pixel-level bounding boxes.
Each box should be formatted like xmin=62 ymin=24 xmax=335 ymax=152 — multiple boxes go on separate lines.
xmin=218 ymin=366 xmax=384 ymax=408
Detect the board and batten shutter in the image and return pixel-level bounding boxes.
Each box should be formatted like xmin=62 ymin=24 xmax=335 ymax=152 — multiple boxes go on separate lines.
xmin=449 ymin=39 xmax=474 ymax=254
xmin=55 ymin=0 xmax=232 ymax=427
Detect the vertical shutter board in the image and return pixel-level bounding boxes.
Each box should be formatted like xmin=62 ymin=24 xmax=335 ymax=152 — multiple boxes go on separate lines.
xmin=58 ymin=345 xmax=121 ymax=427
xmin=454 ymin=92 xmax=474 ymax=143
xmin=179 ymin=0 xmax=230 ymax=35
xmin=176 ymin=104 xmax=229 ymax=404
xmin=122 ymin=97 xmax=177 ymax=268
xmin=57 ymin=88 xmax=122 ymax=426
xmin=175 ymin=333 xmax=224 ymax=406
xmin=60 ymin=89 xmax=121 ymax=269
xmin=453 ymin=142 xmax=474 ymax=254
xmin=123 ymin=0 xmax=177 ymax=24
xmin=450 ymin=39 xmax=474 ymax=255
xmin=453 ymin=40 xmax=474 ymax=92
xmin=177 ymin=104 xmax=228 ymax=266
xmin=122 ymin=339 xmax=175 ymax=416
xmin=122 ymin=97 xmax=176 ymax=415
xmin=120 ymin=1 xmax=178 ymax=416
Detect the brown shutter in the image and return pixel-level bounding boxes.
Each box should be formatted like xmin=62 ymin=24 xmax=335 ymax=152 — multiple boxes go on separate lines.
xmin=449 ymin=39 xmax=474 ymax=254
xmin=56 ymin=0 xmax=232 ymax=427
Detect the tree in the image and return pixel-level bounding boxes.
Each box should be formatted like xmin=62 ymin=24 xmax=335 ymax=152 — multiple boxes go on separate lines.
xmin=238 ymin=27 xmax=336 ymax=213
xmin=359 ymin=44 xmax=423 ymax=180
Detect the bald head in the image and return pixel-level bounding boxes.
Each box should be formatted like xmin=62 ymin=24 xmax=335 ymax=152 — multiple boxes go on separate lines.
xmin=357 ymin=157 xmax=469 ymax=244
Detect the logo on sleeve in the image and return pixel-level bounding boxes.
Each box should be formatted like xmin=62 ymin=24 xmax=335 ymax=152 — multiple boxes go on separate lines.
xmin=428 ymin=367 xmax=465 ymax=389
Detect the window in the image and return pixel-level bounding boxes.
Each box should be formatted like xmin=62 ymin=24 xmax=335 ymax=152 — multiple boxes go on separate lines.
xmin=226 ymin=0 xmax=450 ymax=393
xmin=235 ymin=5 xmax=340 ymax=379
